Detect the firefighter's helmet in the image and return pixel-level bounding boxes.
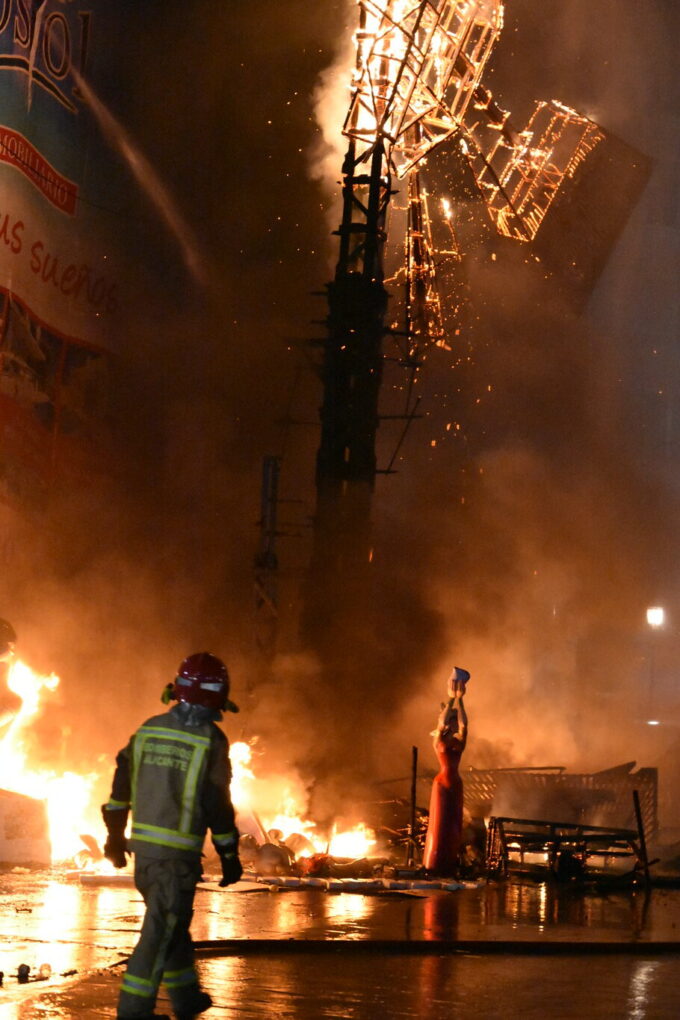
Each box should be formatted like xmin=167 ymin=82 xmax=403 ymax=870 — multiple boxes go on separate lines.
xmin=0 ymin=618 xmax=16 ymax=662
xmin=172 ymin=652 xmax=239 ymax=712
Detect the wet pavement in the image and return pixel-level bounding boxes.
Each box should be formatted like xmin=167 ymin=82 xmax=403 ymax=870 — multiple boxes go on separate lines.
xmin=1 ymin=868 xmax=680 ymax=1018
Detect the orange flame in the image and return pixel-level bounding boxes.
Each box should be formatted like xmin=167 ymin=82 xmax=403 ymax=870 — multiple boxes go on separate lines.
xmin=230 ymin=740 xmax=376 ymax=859
xmin=0 ymin=669 xmax=376 ymax=866
xmin=1 ymin=660 xmax=100 ymax=863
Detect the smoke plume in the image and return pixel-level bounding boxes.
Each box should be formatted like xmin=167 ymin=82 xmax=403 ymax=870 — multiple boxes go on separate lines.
xmin=2 ymin=0 xmax=679 ymax=834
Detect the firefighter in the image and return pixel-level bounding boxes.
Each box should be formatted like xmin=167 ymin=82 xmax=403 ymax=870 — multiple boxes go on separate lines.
xmin=102 ymin=652 xmax=243 ymax=1020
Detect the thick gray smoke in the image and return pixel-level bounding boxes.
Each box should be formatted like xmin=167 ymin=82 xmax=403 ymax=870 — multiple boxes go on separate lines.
xmin=0 ymin=0 xmax=338 ymax=783
xmin=385 ymin=0 xmax=680 ymax=818
xmin=2 ymin=0 xmax=679 ymax=830
xmin=290 ymin=0 xmax=680 ymax=820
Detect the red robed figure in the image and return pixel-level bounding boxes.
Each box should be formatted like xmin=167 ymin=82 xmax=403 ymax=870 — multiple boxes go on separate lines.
xmin=423 ymin=666 xmax=469 ymax=875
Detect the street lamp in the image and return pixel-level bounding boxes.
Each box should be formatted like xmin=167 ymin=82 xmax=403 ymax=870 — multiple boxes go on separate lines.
xmin=647 ymin=607 xmax=665 ymax=629
xmin=645 ymin=606 xmax=665 ymax=725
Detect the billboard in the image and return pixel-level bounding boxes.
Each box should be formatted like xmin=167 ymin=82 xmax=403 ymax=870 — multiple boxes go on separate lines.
xmin=0 ymin=1 xmax=121 ymax=511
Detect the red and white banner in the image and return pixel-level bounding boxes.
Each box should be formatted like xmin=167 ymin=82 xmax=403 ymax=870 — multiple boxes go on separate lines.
xmin=0 ymin=1 xmax=123 ymax=513
xmin=0 ymin=127 xmax=79 ymax=216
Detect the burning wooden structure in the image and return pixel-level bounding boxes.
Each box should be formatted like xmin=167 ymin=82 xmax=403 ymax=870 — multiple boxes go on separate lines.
xmin=305 ymin=0 xmax=605 ymax=620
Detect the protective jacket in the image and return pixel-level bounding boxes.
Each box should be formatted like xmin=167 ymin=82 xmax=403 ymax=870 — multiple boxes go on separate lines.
xmin=104 ymin=704 xmax=238 ymax=860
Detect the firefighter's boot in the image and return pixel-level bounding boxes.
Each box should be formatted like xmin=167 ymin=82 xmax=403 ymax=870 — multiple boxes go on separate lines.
xmin=175 ymin=990 xmax=213 ymax=1019
xmin=117 ymin=1014 xmax=171 ymax=1019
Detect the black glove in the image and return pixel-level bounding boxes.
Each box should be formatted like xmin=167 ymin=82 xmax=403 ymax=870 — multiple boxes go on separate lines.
xmin=104 ymin=834 xmax=127 ymax=869
xmin=101 ymin=805 xmax=129 ymax=869
xmin=219 ymin=853 xmax=243 ymax=887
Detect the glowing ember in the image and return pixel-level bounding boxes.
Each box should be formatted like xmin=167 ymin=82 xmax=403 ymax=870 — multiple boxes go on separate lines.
xmin=0 ymin=659 xmax=100 ymax=863
xmin=466 ymin=98 xmax=604 ymax=241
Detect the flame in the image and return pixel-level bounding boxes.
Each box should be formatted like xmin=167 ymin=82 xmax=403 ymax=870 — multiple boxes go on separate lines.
xmin=229 ymin=738 xmax=257 ymax=803
xmin=229 ymin=740 xmax=376 ymax=860
xmin=344 ymin=0 xmax=504 ymax=177
xmin=0 ymin=659 xmax=100 ymax=863
xmin=0 ymin=670 xmax=376 ymax=868
xmin=326 ymin=822 xmax=377 ymax=858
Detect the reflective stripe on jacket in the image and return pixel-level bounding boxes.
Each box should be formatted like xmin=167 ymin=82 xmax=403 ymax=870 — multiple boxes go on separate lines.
xmin=106 ymin=707 xmax=237 ymax=860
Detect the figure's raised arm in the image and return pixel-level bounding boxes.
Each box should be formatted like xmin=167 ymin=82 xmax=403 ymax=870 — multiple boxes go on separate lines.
xmin=452 ymin=691 xmax=468 ymax=745
xmin=433 ymin=666 xmax=469 ymax=747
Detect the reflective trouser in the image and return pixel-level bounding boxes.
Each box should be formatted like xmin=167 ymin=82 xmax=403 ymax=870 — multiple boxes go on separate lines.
xmin=117 ymin=854 xmax=204 ymax=1018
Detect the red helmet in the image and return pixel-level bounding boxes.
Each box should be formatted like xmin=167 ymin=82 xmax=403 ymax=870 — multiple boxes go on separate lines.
xmin=172 ymin=652 xmax=239 ymax=712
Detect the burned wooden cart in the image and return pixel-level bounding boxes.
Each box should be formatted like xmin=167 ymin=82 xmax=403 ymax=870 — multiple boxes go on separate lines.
xmin=486 ymin=815 xmax=649 ymax=883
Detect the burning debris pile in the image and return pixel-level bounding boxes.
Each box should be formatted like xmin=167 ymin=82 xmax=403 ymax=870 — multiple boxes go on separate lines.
xmin=0 ymin=652 xmax=482 ymax=885
xmin=0 ymin=659 xmax=410 ymax=878
xmin=229 ymin=741 xmax=389 ymax=879
xmin=0 ymin=654 xmax=656 ymax=888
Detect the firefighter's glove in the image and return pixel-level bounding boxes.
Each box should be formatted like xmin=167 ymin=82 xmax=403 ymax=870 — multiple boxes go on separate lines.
xmin=104 ymin=833 xmax=128 ymax=869
xmin=101 ymin=805 xmax=129 ymax=869
xmin=219 ymin=853 xmax=243 ymax=887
